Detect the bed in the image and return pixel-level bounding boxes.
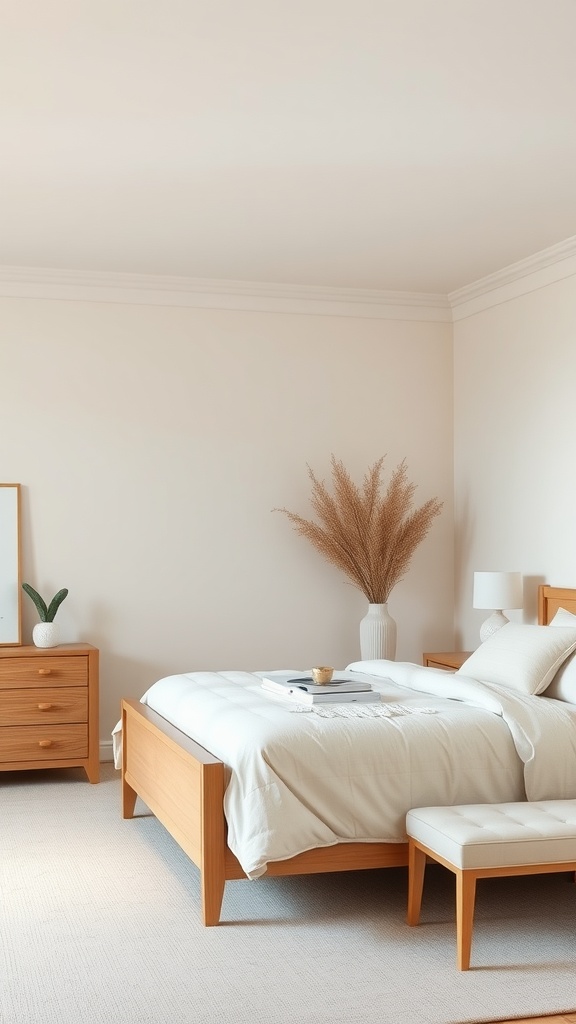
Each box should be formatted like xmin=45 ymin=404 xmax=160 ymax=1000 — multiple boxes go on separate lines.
xmin=119 ymin=584 xmax=576 ymax=925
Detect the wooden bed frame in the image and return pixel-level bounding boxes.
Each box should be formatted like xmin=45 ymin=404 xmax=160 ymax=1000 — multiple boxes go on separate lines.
xmin=121 ymin=584 xmax=576 ymax=926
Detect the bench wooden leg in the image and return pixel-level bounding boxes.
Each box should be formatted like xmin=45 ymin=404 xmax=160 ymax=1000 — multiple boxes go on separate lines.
xmin=407 ymin=839 xmax=427 ymax=925
xmin=455 ymin=869 xmax=476 ymax=971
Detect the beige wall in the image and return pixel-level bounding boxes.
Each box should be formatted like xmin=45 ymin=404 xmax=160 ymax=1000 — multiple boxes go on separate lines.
xmin=453 ymin=271 xmax=576 ymax=648
xmin=2 ymin=296 xmax=454 ymax=753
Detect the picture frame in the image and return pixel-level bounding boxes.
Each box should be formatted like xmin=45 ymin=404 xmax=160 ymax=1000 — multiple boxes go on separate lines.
xmin=0 ymin=483 xmax=22 ymax=645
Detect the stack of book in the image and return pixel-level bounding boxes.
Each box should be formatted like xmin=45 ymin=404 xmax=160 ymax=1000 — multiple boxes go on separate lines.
xmin=260 ymin=672 xmax=380 ymax=705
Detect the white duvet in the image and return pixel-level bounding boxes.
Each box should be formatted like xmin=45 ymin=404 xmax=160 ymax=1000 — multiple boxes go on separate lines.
xmin=117 ymin=660 xmax=576 ymax=879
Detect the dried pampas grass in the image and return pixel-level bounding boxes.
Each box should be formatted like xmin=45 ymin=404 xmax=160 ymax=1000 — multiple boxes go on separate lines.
xmin=276 ymin=456 xmax=443 ymax=603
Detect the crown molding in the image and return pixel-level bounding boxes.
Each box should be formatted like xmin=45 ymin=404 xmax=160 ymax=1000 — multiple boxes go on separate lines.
xmin=2 ymin=235 xmax=575 ymax=322
xmin=0 ymin=265 xmax=451 ymax=322
xmin=449 ymin=235 xmax=576 ymax=320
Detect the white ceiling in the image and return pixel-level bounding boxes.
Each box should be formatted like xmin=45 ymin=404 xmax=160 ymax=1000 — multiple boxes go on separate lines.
xmin=2 ymin=0 xmax=576 ymax=295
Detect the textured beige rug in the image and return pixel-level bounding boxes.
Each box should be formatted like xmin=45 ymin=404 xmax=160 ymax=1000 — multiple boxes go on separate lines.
xmin=3 ymin=764 xmax=576 ymax=1024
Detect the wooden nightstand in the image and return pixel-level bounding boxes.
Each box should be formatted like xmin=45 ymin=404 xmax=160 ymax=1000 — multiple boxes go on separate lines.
xmin=423 ymin=651 xmax=472 ymax=671
xmin=0 ymin=643 xmax=99 ymax=783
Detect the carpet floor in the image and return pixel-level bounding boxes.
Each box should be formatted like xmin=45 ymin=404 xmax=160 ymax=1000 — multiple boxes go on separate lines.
xmin=2 ymin=764 xmax=576 ymax=1024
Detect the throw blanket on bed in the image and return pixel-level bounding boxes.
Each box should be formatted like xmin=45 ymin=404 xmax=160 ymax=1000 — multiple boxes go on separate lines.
xmin=116 ymin=662 xmax=576 ymax=879
xmin=302 ymin=703 xmax=439 ymax=719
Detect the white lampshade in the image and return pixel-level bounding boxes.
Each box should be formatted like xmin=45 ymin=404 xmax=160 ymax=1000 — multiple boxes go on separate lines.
xmin=473 ymin=571 xmax=523 ymax=642
xmin=473 ymin=571 xmax=523 ymax=611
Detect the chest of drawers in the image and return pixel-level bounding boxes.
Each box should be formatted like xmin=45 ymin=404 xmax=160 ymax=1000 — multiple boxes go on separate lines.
xmin=0 ymin=643 xmax=99 ymax=783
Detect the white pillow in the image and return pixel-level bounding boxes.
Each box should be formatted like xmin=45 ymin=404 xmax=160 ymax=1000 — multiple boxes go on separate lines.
xmin=549 ymin=607 xmax=576 ymax=627
xmin=456 ymin=622 xmax=576 ymax=695
xmin=544 ymin=607 xmax=576 ymax=702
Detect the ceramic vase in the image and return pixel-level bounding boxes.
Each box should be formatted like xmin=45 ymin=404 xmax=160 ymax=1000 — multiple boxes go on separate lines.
xmin=359 ymin=603 xmax=397 ymax=661
xmin=33 ymin=622 xmax=60 ymax=648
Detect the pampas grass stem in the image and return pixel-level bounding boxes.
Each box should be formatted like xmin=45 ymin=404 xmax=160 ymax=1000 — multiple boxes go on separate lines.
xmin=275 ymin=456 xmax=443 ymax=603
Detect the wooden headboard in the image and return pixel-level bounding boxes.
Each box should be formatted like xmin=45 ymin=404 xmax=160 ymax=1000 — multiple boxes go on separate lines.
xmin=538 ymin=585 xmax=576 ymax=624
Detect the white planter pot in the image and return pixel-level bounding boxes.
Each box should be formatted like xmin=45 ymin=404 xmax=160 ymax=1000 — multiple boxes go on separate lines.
xmin=359 ymin=603 xmax=397 ymax=661
xmin=33 ymin=622 xmax=60 ymax=648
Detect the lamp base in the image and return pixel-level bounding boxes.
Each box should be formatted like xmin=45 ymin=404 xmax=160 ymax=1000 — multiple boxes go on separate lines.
xmin=479 ymin=610 xmax=509 ymax=643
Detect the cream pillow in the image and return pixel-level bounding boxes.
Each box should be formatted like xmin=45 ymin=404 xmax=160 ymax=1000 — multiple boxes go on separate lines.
xmin=544 ymin=607 xmax=576 ymax=702
xmin=456 ymin=622 xmax=576 ymax=695
xmin=549 ymin=607 xmax=576 ymax=627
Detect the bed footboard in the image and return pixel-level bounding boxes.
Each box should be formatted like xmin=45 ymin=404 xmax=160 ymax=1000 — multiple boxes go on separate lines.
xmin=121 ymin=699 xmax=228 ymax=925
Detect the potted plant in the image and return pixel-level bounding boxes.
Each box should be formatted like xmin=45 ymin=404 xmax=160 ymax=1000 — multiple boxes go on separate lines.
xmin=22 ymin=583 xmax=69 ymax=648
xmin=275 ymin=455 xmax=443 ymax=660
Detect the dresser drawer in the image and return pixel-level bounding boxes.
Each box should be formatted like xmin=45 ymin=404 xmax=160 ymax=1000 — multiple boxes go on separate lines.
xmin=0 ymin=657 xmax=88 ymax=689
xmin=0 ymin=724 xmax=88 ymax=763
xmin=0 ymin=686 xmax=88 ymax=725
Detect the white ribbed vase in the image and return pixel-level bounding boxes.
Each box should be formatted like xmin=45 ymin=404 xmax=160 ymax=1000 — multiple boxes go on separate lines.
xmin=359 ymin=603 xmax=397 ymax=661
xmin=33 ymin=622 xmax=60 ymax=648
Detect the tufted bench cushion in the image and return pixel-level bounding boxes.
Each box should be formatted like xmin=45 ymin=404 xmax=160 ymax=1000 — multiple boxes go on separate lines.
xmin=405 ymin=799 xmax=576 ymax=970
xmin=406 ymin=800 xmax=576 ymax=869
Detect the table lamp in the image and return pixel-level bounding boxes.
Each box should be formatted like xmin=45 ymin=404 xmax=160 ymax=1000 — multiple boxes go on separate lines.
xmin=473 ymin=571 xmax=523 ymax=642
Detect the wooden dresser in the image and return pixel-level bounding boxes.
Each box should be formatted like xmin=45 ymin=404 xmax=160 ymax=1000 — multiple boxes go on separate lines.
xmin=0 ymin=643 xmax=99 ymax=783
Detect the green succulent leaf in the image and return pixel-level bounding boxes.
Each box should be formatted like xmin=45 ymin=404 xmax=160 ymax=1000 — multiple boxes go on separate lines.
xmin=22 ymin=583 xmax=69 ymax=622
xmin=46 ymin=588 xmax=69 ymax=622
xmin=22 ymin=583 xmax=49 ymax=621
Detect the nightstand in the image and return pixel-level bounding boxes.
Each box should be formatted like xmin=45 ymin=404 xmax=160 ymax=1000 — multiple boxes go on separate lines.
xmin=423 ymin=651 xmax=472 ymax=671
xmin=0 ymin=643 xmax=99 ymax=783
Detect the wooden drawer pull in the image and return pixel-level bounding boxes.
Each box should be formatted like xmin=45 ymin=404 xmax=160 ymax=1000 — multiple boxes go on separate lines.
xmin=37 ymin=703 xmax=53 ymax=711
xmin=38 ymin=739 xmax=53 ymax=748
xmin=38 ymin=668 xmax=52 ymax=676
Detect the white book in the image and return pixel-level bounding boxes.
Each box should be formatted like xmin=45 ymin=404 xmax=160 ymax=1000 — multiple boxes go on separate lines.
xmin=260 ymin=672 xmax=373 ymax=695
xmin=260 ymin=677 xmax=380 ymax=706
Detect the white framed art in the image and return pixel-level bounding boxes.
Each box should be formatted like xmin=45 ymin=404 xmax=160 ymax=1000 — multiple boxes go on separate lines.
xmin=0 ymin=483 xmax=22 ymax=645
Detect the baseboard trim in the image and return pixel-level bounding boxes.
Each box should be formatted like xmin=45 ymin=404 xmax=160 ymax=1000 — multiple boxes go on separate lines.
xmin=100 ymin=739 xmax=114 ymax=763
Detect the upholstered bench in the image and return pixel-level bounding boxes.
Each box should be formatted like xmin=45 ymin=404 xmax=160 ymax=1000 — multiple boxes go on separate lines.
xmin=406 ymin=800 xmax=576 ymax=970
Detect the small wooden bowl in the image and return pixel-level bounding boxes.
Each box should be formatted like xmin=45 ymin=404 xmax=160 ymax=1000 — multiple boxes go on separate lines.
xmin=312 ymin=666 xmax=334 ymax=685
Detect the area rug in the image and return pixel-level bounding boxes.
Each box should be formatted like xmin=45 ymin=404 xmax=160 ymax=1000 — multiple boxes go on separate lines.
xmin=2 ymin=764 xmax=576 ymax=1024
